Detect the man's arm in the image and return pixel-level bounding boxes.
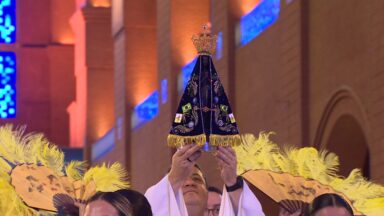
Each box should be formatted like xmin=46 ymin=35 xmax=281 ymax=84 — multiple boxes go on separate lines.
xmin=216 ymin=146 xmax=265 ymax=216
xmin=215 ymin=146 xmax=242 ymax=213
xmin=145 ymin=174 xmax=183 ymax=216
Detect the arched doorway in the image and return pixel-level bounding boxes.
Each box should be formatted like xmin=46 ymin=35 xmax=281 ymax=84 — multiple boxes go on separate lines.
xmin=325 ymin=114 xmax=370 ymax=178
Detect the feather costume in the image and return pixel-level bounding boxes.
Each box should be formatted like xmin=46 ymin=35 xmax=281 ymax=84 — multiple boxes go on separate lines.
xmin=233 ymin=132 xmax=384 ymax=215
xmin=0 ymin=124 xmax=129 ymax=215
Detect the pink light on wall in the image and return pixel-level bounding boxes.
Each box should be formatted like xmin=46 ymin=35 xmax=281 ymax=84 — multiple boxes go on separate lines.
xmin=132 ymin=73 xmax=159 ymax=105
xmin=67 ymin=101 xmax=83 ymax=147
xmin=171 ymin=0 xmax=210 ymax=67
xmin=68 ymin=9 xmax=87 ymax=148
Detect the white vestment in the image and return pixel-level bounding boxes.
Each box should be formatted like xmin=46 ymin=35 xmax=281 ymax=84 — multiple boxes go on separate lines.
xmin=145 ymin=174 xmax=265 ymax=216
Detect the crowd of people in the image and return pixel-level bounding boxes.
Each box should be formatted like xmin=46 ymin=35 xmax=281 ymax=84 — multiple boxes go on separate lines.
xmin=79 ymin=144 xmax=355 ymax=216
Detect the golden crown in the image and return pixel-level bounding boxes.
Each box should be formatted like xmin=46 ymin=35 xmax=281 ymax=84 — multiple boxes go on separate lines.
xmin=192 ymin=24 xmax=217 ymax=55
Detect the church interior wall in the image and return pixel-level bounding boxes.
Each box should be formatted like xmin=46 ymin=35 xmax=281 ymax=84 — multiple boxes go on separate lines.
xmin=307 ymin=0 xmax=384 ymax=182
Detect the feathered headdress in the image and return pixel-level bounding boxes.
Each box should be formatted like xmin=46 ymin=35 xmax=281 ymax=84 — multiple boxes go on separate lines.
xmin=233 ymin=132 xmax=384 ymax=215
xmin=0 ymin=124 xmax=130 ymax=215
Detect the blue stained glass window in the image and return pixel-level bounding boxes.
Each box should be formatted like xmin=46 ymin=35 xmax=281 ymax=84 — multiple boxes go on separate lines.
xmin=0 ymin=52 xmax=16 ymax=118
xmin=240 ymin=0 xmax=280 ymax=46
xmin=131 ymin=91 xmax=159 ymax=129
xmin=161 ymin=79 xmax=168 ymax=104
xmin=216 ymin=32 xmax=223 ymax=60
xmin=91 ymin=128 xmax=114 ymax=161
xmin=0 ymin=0 xmax=16 ymax=44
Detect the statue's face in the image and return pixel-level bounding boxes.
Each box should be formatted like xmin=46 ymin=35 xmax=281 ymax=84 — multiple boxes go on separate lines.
xmin=202 ymin=56 xmax=209 ymax=66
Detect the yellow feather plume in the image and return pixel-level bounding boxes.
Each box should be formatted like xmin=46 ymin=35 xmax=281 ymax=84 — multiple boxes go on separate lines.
xmin=0 ymin=157 xmax=11 ymax=173
xmin=331 ymin=169 xmax=384 ymax=202
xmin=83 ymin=163 xmax=130 ymax=192
xmin=234 ymin=133 xmax=281 ymax=175
xmin=65 ymin=160 xmax=87 ymax=181
xmin=23 ymin=133 xmax=49 ymax=164
xmin=0 ymin=125 xmax=65 ymax=174
xmin=0 ymin=125 xmax=29 ymax=164
xmin=36 ymin=142 xmax=65 ymax=175
xmin=282 ymin=147 xmax=339 ymax=185
xmin=0 ymin=170 xmax=10 ymax=182
xmin=271 ymin=146 xmax=295 ymax=174
xmin=234 ymin=132 xmax=384 ymax=215
xmin=0 ymin=176 xmax=37 ymax=216
xmin=234 ymin=132 xmax=340 ymax=184
xmin=0 ymin=124 xmax=131 ymax=214
xmin=354 ymin=197 xmax=384 ymax=216
xmin=321 ymin=150 xmax=340 ymax=179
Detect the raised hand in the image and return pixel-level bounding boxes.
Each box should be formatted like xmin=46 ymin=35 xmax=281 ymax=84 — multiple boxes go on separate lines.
xmin=215 ymin=146 xmax=237 ymax=186
xmin=214 ymin=146 xmax=242 ymax=213
xmin=168 ymin=144 xmax=202 ymax=192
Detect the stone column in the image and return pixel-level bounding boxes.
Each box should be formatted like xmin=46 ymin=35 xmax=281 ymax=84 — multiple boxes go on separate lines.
xmin=69 ymin=4 xmax=114 ymax=162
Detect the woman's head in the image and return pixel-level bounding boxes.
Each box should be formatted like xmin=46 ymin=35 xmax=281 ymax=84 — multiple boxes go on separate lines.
xmin=84 ymin=189 xmax=152 ymax=216
xmin=307 ymin=193 xmax=354 ymax=216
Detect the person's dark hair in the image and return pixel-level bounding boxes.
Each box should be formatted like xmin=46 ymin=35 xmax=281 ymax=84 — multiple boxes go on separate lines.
xmin=306 ymin=193 xmax=353 ymax=216
xmin=87 ymin=189 xmax=152 ymax=216
xmin=207 ymin=186 xmax=222 ymax=195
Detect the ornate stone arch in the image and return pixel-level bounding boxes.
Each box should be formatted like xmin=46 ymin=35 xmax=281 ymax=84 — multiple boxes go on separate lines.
xmin=314 ymin=86 xmax=371 ymax=177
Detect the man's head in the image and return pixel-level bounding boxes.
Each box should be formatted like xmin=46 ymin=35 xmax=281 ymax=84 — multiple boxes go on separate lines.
xmin=205 ymin=186 xmax=222 ymax=216
xmin=182 ymin=165 xmax=208 ymax=213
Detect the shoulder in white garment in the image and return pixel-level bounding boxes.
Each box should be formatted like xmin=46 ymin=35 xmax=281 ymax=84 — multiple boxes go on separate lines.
xmin=145 ymin=176 xmax=265 ymax=216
